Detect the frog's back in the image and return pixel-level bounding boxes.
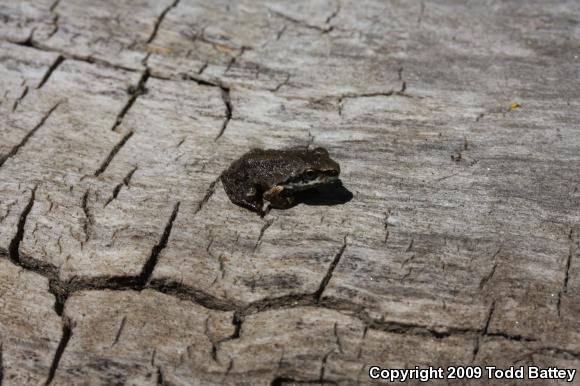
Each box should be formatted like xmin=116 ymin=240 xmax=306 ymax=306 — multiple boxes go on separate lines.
xmin=256 ymin=148 xmax=305 ymax=167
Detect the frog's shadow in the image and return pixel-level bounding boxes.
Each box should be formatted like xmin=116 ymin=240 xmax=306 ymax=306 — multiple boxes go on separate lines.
xmin=290 ymin=180 xmax=353 ymax=208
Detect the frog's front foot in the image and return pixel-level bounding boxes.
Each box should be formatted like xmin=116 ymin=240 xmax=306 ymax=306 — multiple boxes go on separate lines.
xmin=264 ymin=186 xmax=295 ymax=209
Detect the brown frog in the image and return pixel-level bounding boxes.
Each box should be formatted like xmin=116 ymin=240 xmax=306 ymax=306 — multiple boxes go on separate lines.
xmin=220 ymin=147 xmax=341 ymax=215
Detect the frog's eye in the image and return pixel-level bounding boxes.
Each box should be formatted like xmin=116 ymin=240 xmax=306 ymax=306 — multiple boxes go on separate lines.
xmin=305 ymin=169 xmax=317 ymax=179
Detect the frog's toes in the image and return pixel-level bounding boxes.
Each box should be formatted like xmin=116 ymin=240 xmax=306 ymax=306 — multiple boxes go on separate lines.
xmin=272 ymin=185 xmax=284 ymax=194
xmin=264 ymin=185 xmax=284 ymax=200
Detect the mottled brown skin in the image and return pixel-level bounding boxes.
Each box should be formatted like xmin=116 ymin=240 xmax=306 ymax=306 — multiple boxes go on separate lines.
xmin=221 ymin=147 xmax=341 ymax=215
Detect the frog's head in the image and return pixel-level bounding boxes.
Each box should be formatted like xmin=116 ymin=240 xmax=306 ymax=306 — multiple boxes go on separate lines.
xmin=282 ymin=147 xmax=340 ymax=191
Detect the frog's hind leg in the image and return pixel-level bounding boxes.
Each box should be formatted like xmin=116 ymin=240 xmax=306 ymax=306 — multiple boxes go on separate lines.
xmin=221 ymin=174 xmax=264 ymax=215
xmin=236 ymin=195 xmax=265 ymax=215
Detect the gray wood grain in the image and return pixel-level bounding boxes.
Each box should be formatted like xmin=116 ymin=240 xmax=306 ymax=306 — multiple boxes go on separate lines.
xmin=0 ymin=0 xmax=578 ymax=384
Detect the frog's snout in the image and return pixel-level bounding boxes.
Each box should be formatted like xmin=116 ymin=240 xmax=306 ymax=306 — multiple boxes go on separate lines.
xmin=320 ymin=174 xmax=339 ymax=184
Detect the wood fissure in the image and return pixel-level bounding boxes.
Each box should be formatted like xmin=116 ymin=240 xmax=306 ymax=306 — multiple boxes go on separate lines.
xmin=37 ymin=56 xmax=64 ymax=89
xmin=314 ymin=237 xmax=348 ymax=303
xmin=44 ymin=317 xmax=72 ymax=385
xmin=94 ymin=132 xmax=134 ymax=177
xmin=8 ymin=187 xmax=37 ymax=264
xmin=0 ymin=103 xmax=61 ymax=168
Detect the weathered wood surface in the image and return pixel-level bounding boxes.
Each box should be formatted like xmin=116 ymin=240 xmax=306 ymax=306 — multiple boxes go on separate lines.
xmin=0 ymin=0 xmax=579 ymax=385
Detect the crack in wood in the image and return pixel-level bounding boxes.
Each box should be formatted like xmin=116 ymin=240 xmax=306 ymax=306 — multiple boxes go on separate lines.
xmin=147 ymin=0 xmax=180 ymax=44
xmin=49 ymin=0 xmax=60 ymax=12
xmin=268 ymin=73 xmax=291 ymax=92
xmin=479 ymin=245 xmax=502 ymax=291
xmin=81 ymin=190 xmax=93 ymax=244
xmin=17 ymin=26 xmax=37 ymax=46
xmin=319 ymin=350 xmax=332 ymax=383
xmin=37 ymin=56 xmax=64 ymax=89
xmin=405 ymin=237 xmax=414 ymax=252
xmin=398 ymin=65 xmax=407 ymax=92
xmin=356 ymin=326 xmax=368 ymax=359
xmin=7 ymin=242 xmax=66 ymax=315
xmin=215 ymin=87 xmax=232 ymax=141
xmin=324 ymin=1 xmax=341 ymax=25
xmin=12 ymin=85 xmax=28 ymax=112
xmin=50 ymin=276 xmax=69 ymax=316
xmin=156 ymin=366 xmax=165 ymax=385
xmin=0 ymin=207 xmax=560 ymax=371
xmin=14 ymin=39 xmax=139 ymax=72
xmin=212 ymin=313 xmax=243 ymax=362
xmin=399 ymin=267 xmax=414 ymax=282
xmin=269 ymin=9 xmax=334 ymax=34
xmin=0 ymin=248 xmax=551 ymax=351
xmin=224 ymin=46 xmax=250 ymax=73
xmin=0 ymin=102 xmax=61 ymax=168
xmin=180 ymin=73 xmax=223 ymax=88
xmin=10 ymin=40 xmax=235 ymax=93
xmin=3 ymin=202 xmax=181 ymax=316
xmin=111 ymin=316 xmax=127 ymax=347
xmin=149 ymin=278 xmax=239 ymax=311
xmin=483 ymin=301 xmax=494 ymax=335
xmin=194 ymin=177 xmax=220 ymax=214
xmin=8 ymin=186 xmax=37 ymax=265
xmin=479 ymin=262 xmax=498 ymax=291
xmin=94 ymin=131 xmax=134 ymax=177
xmin=337 ymin=91 xmax=394 ymax=116
xmin=138 ymin=202 xmax=180 ymax=286
xmin=197 ymin=61 xmax=208 ymax=75
xmin=314 ymin=236 xmax=348 ymax=303
xmin=104 ymin=166 xmax=138 ymax=207
xmin=473 ymin=300 xmax=495 ymax=362
xmin=45 ymin=0 xmax=60 ymax=40
xmin=45 ymin=316 xmax=72 ymax=385
xmin=337 ymin=87 xmax=422 ymax=115
xmin=563 ymin=227 xmax=575 ymax=294
xmin=558 ymin=227 xmax=577 ymax=317
xmin=5 ymin=201 xmax=178 ymax=316
xmin=275 ymin=25 xmax=287 ymax=42
xmin=111 ymin=69 xmax=149 ymax=132
xmin=486 ymin=331 xmax=537 ymax=343
xmin=400 ymin=254 xmax=416 ymax=270
xmin=225 ymin=358 xmax=234 ymax=376
xmin=383 ymin=209 xmax=391 ymax=244
xmin=241 ymin=293 xmax=314 ymax=315
xmin=141 ymin=52 xmax=151 ymax=68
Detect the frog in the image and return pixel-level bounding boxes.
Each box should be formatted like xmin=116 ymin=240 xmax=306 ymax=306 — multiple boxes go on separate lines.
xmin=220 ymin=147 xmax=341 ymax=215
